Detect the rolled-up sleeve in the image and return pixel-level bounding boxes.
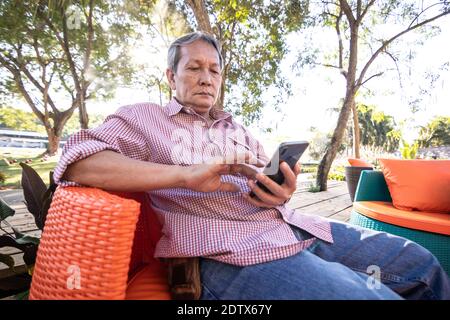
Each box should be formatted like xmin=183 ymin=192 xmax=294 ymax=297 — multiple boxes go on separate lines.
xmin=54 ymin=106 xmax=150 ymax=186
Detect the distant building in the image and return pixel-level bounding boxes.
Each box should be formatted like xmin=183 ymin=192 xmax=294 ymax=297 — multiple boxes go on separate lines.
xmin=0 ymin=129 xmax=66 ymax=148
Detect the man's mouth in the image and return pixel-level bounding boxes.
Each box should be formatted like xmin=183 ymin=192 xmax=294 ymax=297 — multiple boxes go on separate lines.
xmin=196 ymin=92 xmax=213 ymax=97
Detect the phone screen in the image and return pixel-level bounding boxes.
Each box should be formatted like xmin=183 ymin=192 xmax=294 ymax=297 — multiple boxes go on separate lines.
xmin=250 ymin=141 xmax=309 ymax=197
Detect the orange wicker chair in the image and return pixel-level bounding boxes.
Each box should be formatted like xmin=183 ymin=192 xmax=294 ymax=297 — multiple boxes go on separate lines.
xmin=29 ymin=186 xmax=171 ymax=300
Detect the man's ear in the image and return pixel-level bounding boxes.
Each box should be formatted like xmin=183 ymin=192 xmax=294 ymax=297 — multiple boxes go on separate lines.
xmin=166 ymin=68 xmax=176 ymax=90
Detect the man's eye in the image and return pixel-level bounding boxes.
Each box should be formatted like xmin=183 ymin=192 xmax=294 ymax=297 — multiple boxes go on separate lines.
xmin=188 ymin=67 xmax=199 ymax=71
xmin=211 ymin=70 xmax=219 ymax=74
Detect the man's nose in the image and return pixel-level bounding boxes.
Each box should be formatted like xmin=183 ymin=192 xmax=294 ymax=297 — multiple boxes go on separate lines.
xmin=199 ymin=69 xmax=212 ymax=86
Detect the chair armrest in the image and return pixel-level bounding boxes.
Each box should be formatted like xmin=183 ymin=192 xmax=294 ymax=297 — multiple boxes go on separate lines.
xmin=29 ymin=186 xmax=140 ymax=300
xmin=354 ymin=170 xmax=392 ymax=202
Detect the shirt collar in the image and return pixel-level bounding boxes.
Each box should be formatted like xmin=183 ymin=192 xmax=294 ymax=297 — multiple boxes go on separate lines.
xmin=164 ymin=97 xmax=233 ymax=123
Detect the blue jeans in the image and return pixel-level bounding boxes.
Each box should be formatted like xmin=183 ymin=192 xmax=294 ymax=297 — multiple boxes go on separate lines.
xmin=199 ymin=220 xmax=450 ymax=300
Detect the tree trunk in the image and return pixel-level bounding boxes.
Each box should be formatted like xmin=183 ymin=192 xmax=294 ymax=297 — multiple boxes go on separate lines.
xmin=187 ymin=0 xmax=227 ymax=110
xmin=351 ymin=100 xmax=361 ymax=158
xmin=186 ymin=0 xmax=213 ymax=34
xmin=44 ymin=108 xmax=74 ymax=155
xmin=316 ymin=92 xmax=356 ymax=190
xmin=46 ymin=130 xmax=60 ymax=156
xmin=217 ymin=81 xmax=225 ymax=110
xmin=79 ymin=96 xmax=89 ymax=129
xmin=316 ymin=13 xmax=359 ymax=191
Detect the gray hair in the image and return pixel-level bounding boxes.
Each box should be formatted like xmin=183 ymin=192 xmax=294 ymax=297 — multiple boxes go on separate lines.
xmin=167 ymin=32 xmax=223 ymax=73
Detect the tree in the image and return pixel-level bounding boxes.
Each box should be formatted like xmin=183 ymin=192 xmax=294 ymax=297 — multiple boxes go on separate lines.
xmin=0 ymin=106 xmax=45 ymax=133
xmin=297 ymin=0 xmax=450 ymax=191
xmin=0 ymin=0 xmax=144 ymax=154
xmin=417 ymin=116 xmax=450 ymax=147
xmin=352 ymin=103 xmax=400 ymax=152
xmin=179 ymin=0 xmax=308 ymax=124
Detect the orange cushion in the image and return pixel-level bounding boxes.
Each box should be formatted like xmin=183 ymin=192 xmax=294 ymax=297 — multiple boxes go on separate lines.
xmin=353 ymin=201 xmax=450 ymax=235
xmin=125 ymin=260 xmax=171 ymax=300
xmin=379 ymin=159 xmax=450 ymax=213
xmin=348 ymin=158 xmax=373 ymax=167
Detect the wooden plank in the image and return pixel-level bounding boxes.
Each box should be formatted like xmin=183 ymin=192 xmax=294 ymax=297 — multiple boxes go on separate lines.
xmin=0 ymin=253 xmax=28 ymax=280
xmin=294 ymin=194 xmax=352 ymax=218
xmin=293 ymin=180 xmax=343 ymax=194
xmin=327 ymin=206 xmax=353 ymax=223
xmin=287 ymin=183 xmax=350 ymax=209
xmin=0 ymin=224 xmax=39 ymax=234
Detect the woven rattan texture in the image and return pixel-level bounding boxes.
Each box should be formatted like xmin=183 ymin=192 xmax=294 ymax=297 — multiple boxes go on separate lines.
xmin=29 ymin=187 xmax=140 ymax=300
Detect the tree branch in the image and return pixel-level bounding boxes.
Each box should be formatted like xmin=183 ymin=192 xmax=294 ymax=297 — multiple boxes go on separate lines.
xmin=359 ymin=0 xmax=376 ymax=21
xmin=8 ymin=48 xmax=58 ymax=114
xmin=339 ymin=0 xmax=356 ymax=26
xmin=39 ymin=6 xmax=81 ymax=93
xmin=186 ymin=0 xmax=213 ymax=34
xmin=359 ymin=72 xmax=384 ymax=87
xmin=382 ymin=50 xmax=403 ymax=89
xmin=335 ymin=7 xmax=347 ymax=79
xmin=356 ymin=9 xmax=450 ymax=89
xmin=0 ymin=54 xmax=45 ymax=123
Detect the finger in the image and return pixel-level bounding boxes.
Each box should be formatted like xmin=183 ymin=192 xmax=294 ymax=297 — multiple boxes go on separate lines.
xmin=247 ymin=180 xmax=284 ymax=205
xmin=294 ymin=162 xmax=301 ymax=176
xmin=229 ymin=163 xmax=258 ymax=179
xmin=218 ymin=182 xmax=240 ymax=192
xmin=253 ymin=158 xmax=266 ymax=168
xmin=242 ymin=193 xmax=273 ymax=208
xmin=279 ymin=162 xmax=297 ymax=190
xmin=253 ymin=173 xmax=286 ymax=198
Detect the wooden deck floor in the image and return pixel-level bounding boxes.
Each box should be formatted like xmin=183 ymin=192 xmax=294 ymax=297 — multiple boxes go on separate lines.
xmin=0 ymin=178 xmax=352 ymax=278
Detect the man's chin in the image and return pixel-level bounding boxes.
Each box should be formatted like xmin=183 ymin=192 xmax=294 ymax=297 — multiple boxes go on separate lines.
xmin=192 ymin=98 xmax=215 ymax=110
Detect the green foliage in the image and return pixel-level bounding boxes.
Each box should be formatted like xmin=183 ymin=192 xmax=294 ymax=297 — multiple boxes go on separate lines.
xmin=62 ymin=112 xmax=106 ymax=137
xmin=308 ymin=183 xmax=321 ymax=193
xmin=355 ymin=103 xmax=401 ymax=152
xmin=328 ymin=166 xmax=345 ymax=181
xmin=417 ymin=116 xmax=450 ymax=148
xmin=0 ymin=106 xmax=46 ymax=133
xmin=308 ymin=127 xmax=345 ymax=161
xmin=178 ymin=0 xmax=310 ymax=125
xmin=0 ymin=163 xmax=56 ymax=293
xmin=400 ymin=140 xmax=419 ymax=159
xmin=0 ymin=0 xmax=146 ymax=152
xmin=300 ymin=164 xmax=318 ymax=173
xmin=0 ymin=171 xmax=6 ymax=184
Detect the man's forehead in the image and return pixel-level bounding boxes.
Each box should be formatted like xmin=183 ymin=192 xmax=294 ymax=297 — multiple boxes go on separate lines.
xmin=179 ymin=42 xmax=220 ymax=65
xmin=187 ymin=58 xmax=220 ymax=66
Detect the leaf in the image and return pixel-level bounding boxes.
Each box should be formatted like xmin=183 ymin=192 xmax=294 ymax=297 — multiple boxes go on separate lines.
xmin=0 ymin=235 xmax=38 ymax=267
xmin=0 ymin=197 xmax=15 ymax=221
xmin=20 ymin=162 xmax=47 ymax=228
xmin=0 ymin=253 xmax=15 ymax=271
xmin=0 ymin=235 xmax=30 ymax=251
xmin=15 ymin=235 xmax=40 ymax=246
xmin=15 ymin=290 xmax=30 ymax=300
xmin=37 ymin=171 xmax=57 ymax=230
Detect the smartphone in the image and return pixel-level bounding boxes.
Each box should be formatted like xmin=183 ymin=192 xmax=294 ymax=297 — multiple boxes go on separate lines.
xmin=249 ymin=141 xmax=309 ymax=198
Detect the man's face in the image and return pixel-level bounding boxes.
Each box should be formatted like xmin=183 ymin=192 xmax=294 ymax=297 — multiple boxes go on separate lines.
xmin=166 ymin=40 xmax=222 ymax=116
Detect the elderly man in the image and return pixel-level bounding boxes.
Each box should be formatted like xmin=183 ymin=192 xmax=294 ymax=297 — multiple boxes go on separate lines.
xmin=54 ymin=32 xmax=449 ymax=300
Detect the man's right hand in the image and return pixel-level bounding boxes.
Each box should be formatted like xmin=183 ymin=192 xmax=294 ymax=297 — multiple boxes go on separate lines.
xmin=182 ymin=153 xmax=265 ymax=193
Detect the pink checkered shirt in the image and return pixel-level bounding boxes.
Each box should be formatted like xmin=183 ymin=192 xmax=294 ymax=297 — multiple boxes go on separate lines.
xmin=54 ymin=98 xmax=333 ymax=266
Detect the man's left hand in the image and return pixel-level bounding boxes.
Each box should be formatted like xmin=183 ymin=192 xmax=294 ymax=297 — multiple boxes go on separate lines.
xmin=243 ymin=162 xmax=301 ymax=208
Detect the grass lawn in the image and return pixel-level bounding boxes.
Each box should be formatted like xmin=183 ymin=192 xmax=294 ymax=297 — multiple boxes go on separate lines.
xmin=0 ymin=147 xmax=59 ymax=188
